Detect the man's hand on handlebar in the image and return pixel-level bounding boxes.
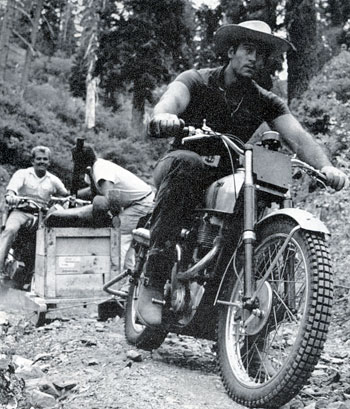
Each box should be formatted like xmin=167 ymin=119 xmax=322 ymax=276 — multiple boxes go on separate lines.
xmin=5 ymin=194 xmax=20 ymax=207
xmin=321 ymin=166 xmax=348 ymax=191
xmin=148 ymin=113 xmax=184 ymax=138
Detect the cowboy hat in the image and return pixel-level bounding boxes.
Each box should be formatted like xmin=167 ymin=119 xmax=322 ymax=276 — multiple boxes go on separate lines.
xmin=215 ymin=20 xmax=295 ymax=57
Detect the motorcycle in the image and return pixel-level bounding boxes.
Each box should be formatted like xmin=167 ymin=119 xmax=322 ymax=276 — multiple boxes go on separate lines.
xmin=1 ymin=195 xmax=90 ymax=290
xmin=124 ymin=125 xmax=333 ymax=408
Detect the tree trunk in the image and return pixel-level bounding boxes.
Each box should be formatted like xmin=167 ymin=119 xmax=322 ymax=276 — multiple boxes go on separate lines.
xmin=286 ymin=0 xmax=318 ymax=102
xmin=85 ymin=60 xmax=97 ymax=129
xmin=131 ymin=80 xmax=146 ymax=135
xmin=58 ymin=0 xmax=73 ymax=54
xmin=20 ymin=0 xmax=45 ymax=91
xmin=245 ymin=0 xmax=279 ymax=29
xmin=0 ymin=0 xmax=14 ymax=82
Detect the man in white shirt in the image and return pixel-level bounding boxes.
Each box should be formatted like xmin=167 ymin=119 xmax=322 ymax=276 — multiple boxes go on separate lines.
xmin=0 ymin=146 xmax=68 ymax=274
xmin=74 ymin=146 xmax=154 ymax=272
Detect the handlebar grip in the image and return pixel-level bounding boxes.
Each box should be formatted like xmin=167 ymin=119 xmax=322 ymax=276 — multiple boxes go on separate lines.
xmin=148 ymin=117 xmax=186 ymax=138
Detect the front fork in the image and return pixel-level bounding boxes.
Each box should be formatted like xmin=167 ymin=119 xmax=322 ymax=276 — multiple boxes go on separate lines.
xmin=242 ymin=146 xmax=297 ymax=311
xmin=242 ymin=145 xmax=256 ymax=308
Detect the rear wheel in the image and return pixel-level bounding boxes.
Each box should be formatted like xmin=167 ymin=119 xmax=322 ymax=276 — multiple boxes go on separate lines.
xmin=217 ymin=219 xmax=333 ymax=408
xmin=124 ymin=280 xmax=167 ymax=351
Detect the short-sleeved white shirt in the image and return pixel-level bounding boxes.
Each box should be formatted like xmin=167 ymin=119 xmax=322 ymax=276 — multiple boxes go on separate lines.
xmin=87 ymin=159 xmax=152 ymax=208
xmin=7 ymin=167 xmax=67 ymax=204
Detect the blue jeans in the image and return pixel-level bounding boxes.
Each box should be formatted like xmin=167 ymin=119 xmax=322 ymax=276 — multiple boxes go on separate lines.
xmin=145 ymin=150 xmax=207 ymax=278
xmin=151 ymin=150 xmax=205 ymax=243
xmin=119 ymin=193 xmax=154 ymax=271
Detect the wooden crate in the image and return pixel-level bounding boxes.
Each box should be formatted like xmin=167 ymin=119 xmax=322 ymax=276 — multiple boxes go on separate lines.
xmin=34 ymin=227 xmax=120 ymax=299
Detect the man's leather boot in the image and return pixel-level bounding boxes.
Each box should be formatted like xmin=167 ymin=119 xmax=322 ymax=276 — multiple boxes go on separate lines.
xmin=136 ymin=276 xmax=164 ymax=327
xmin=45 ymin=196 xmax=111 ymax=228
xmin=136 ymin=249 xmax=171 ymax=328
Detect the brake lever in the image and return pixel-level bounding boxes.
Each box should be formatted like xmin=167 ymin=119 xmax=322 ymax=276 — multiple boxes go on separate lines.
xmin=181 ymin=134 xmax=212 ymax=144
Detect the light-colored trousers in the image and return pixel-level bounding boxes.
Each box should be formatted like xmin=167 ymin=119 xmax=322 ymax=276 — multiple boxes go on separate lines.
xmin=118 ymin=195 xmax=154 ymax=271
xmin=0 ymin=210 xmax=36 ymax=271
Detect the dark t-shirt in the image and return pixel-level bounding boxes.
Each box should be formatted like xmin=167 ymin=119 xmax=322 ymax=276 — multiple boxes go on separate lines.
xmin=175 ymin=66 xmax=290 ymax=143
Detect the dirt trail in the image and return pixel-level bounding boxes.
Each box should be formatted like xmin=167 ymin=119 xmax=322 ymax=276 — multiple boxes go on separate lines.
xmin=1 ymin=298 xmax=350 ymax=409
xmin=0 ymin=304 xmax=245 ymax=409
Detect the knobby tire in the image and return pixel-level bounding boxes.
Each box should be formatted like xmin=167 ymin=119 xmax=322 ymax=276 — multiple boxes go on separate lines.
xmin=216 ymin=219 xmax=333 ymax=408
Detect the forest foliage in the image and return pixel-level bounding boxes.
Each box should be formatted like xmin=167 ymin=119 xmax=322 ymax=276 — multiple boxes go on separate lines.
xmin=0 ymin=0 xmax=349 ymax=199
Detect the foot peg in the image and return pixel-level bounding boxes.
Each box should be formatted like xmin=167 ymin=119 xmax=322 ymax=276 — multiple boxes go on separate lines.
xmin=152 ymin=298 xmax=166 ymax=305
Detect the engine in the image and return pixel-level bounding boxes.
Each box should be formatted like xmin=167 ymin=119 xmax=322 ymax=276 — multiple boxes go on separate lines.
xmin=196 ymin=216 xmax=220 ymax=258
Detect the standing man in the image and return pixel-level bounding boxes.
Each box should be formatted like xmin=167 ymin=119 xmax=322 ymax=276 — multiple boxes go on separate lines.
xmin=0 ymin=146 xmax=68 ymax=275
xmin=137 ymin=20 xmax=348 ymax=327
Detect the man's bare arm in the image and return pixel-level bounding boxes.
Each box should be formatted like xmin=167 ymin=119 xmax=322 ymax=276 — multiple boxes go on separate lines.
xmin=98 ymin=180 xmax=116 ymax=197
xmin=272 ymin=113 xmax=347 ymax=190
xmin=153 ymin=81 xmax=191 ymax=115
xmin=272 ymin=114 xmax=331 ymax=169
xmin=149 ymin=82 xmax=191 ymax=137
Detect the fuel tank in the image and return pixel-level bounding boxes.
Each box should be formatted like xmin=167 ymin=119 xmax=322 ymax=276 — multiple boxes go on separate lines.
xmin=204 ymin=168 xmax=245 ymax=214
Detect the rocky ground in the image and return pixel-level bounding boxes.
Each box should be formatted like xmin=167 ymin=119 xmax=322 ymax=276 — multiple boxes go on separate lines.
xmin=1 ymin=183 xmax=350 ymax=409
xmin=0 ymin=304 xmax=240 ymax=409
xmin=0 ymin=290 xmax=350 ymax=409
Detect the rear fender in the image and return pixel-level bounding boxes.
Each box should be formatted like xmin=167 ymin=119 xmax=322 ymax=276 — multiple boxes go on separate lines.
xmin=257 ymin=208 xmax=329 ymax=235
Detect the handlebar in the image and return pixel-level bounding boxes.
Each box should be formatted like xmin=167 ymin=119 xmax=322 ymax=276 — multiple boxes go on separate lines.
xmin=291 ymin=158 xmax=327 ymax=186
xmin=180 ymin=125 xmax=328 ymax=187
xmin=10 ymin=196 xmax=45 ymax=209
xmin=181 ymin=127 xmax=245 ymax=157
xmin=50 ymin=196 xmax=91 ymax=206
xmin=6 ymin=195 xmax=91 ymax=210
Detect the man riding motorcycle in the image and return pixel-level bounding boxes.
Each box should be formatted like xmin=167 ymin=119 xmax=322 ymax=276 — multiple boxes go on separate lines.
xmin=136 ymin=20 xmax=348 ymax=328
xmin=0 ymin=146 xmax=68 ymax=279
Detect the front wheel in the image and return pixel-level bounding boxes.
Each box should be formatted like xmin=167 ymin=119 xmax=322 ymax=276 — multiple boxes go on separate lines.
xmin=217 ymin=219 xmax=333 ymax=408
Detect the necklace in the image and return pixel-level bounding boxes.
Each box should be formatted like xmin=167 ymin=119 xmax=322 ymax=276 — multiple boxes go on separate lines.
xmin=222 ymin=87 xmax=244 ymax=117
xmin=231 ymin=96 xmax=244 ymax=116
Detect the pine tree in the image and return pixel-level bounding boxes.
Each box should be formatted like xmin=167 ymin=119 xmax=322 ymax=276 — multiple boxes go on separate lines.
xmin=194 ymin=4 xmax=222 ymax=67
xmin=94 ymin=0 xmax=194 ymax=131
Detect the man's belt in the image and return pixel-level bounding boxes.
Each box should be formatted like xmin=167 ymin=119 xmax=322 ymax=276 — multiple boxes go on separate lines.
xmin=137 ymin=190 xmax=153 ymax=202
xmin=125 ymin=191 xmax=154 ymax=209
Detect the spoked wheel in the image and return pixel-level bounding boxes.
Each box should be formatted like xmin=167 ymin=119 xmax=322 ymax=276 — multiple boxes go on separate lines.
xmin=124 ymin=279 xmax=167 ymax=351
xmin=217 ymin=219 xmax=333 ymax=408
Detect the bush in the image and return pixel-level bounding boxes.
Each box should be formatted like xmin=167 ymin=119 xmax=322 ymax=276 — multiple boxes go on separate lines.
xmin=94 ymin=101 xmax=134 ymax=139
xmin=0 ymin=59 xmax=171 ymax=190
xmin=32 ymin=56 xmax=73 ymax=84
xmin=290 ymin=50 xmax=350 ymax=160
xmin=24 ymin=83 xmax=58 ymax=106
xmin=24 ymin=84 xmax=85 ymax=128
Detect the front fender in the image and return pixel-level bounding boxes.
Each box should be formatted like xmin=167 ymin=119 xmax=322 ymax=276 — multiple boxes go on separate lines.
xmin=257 ymin=208 xmax=330 ymax=235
